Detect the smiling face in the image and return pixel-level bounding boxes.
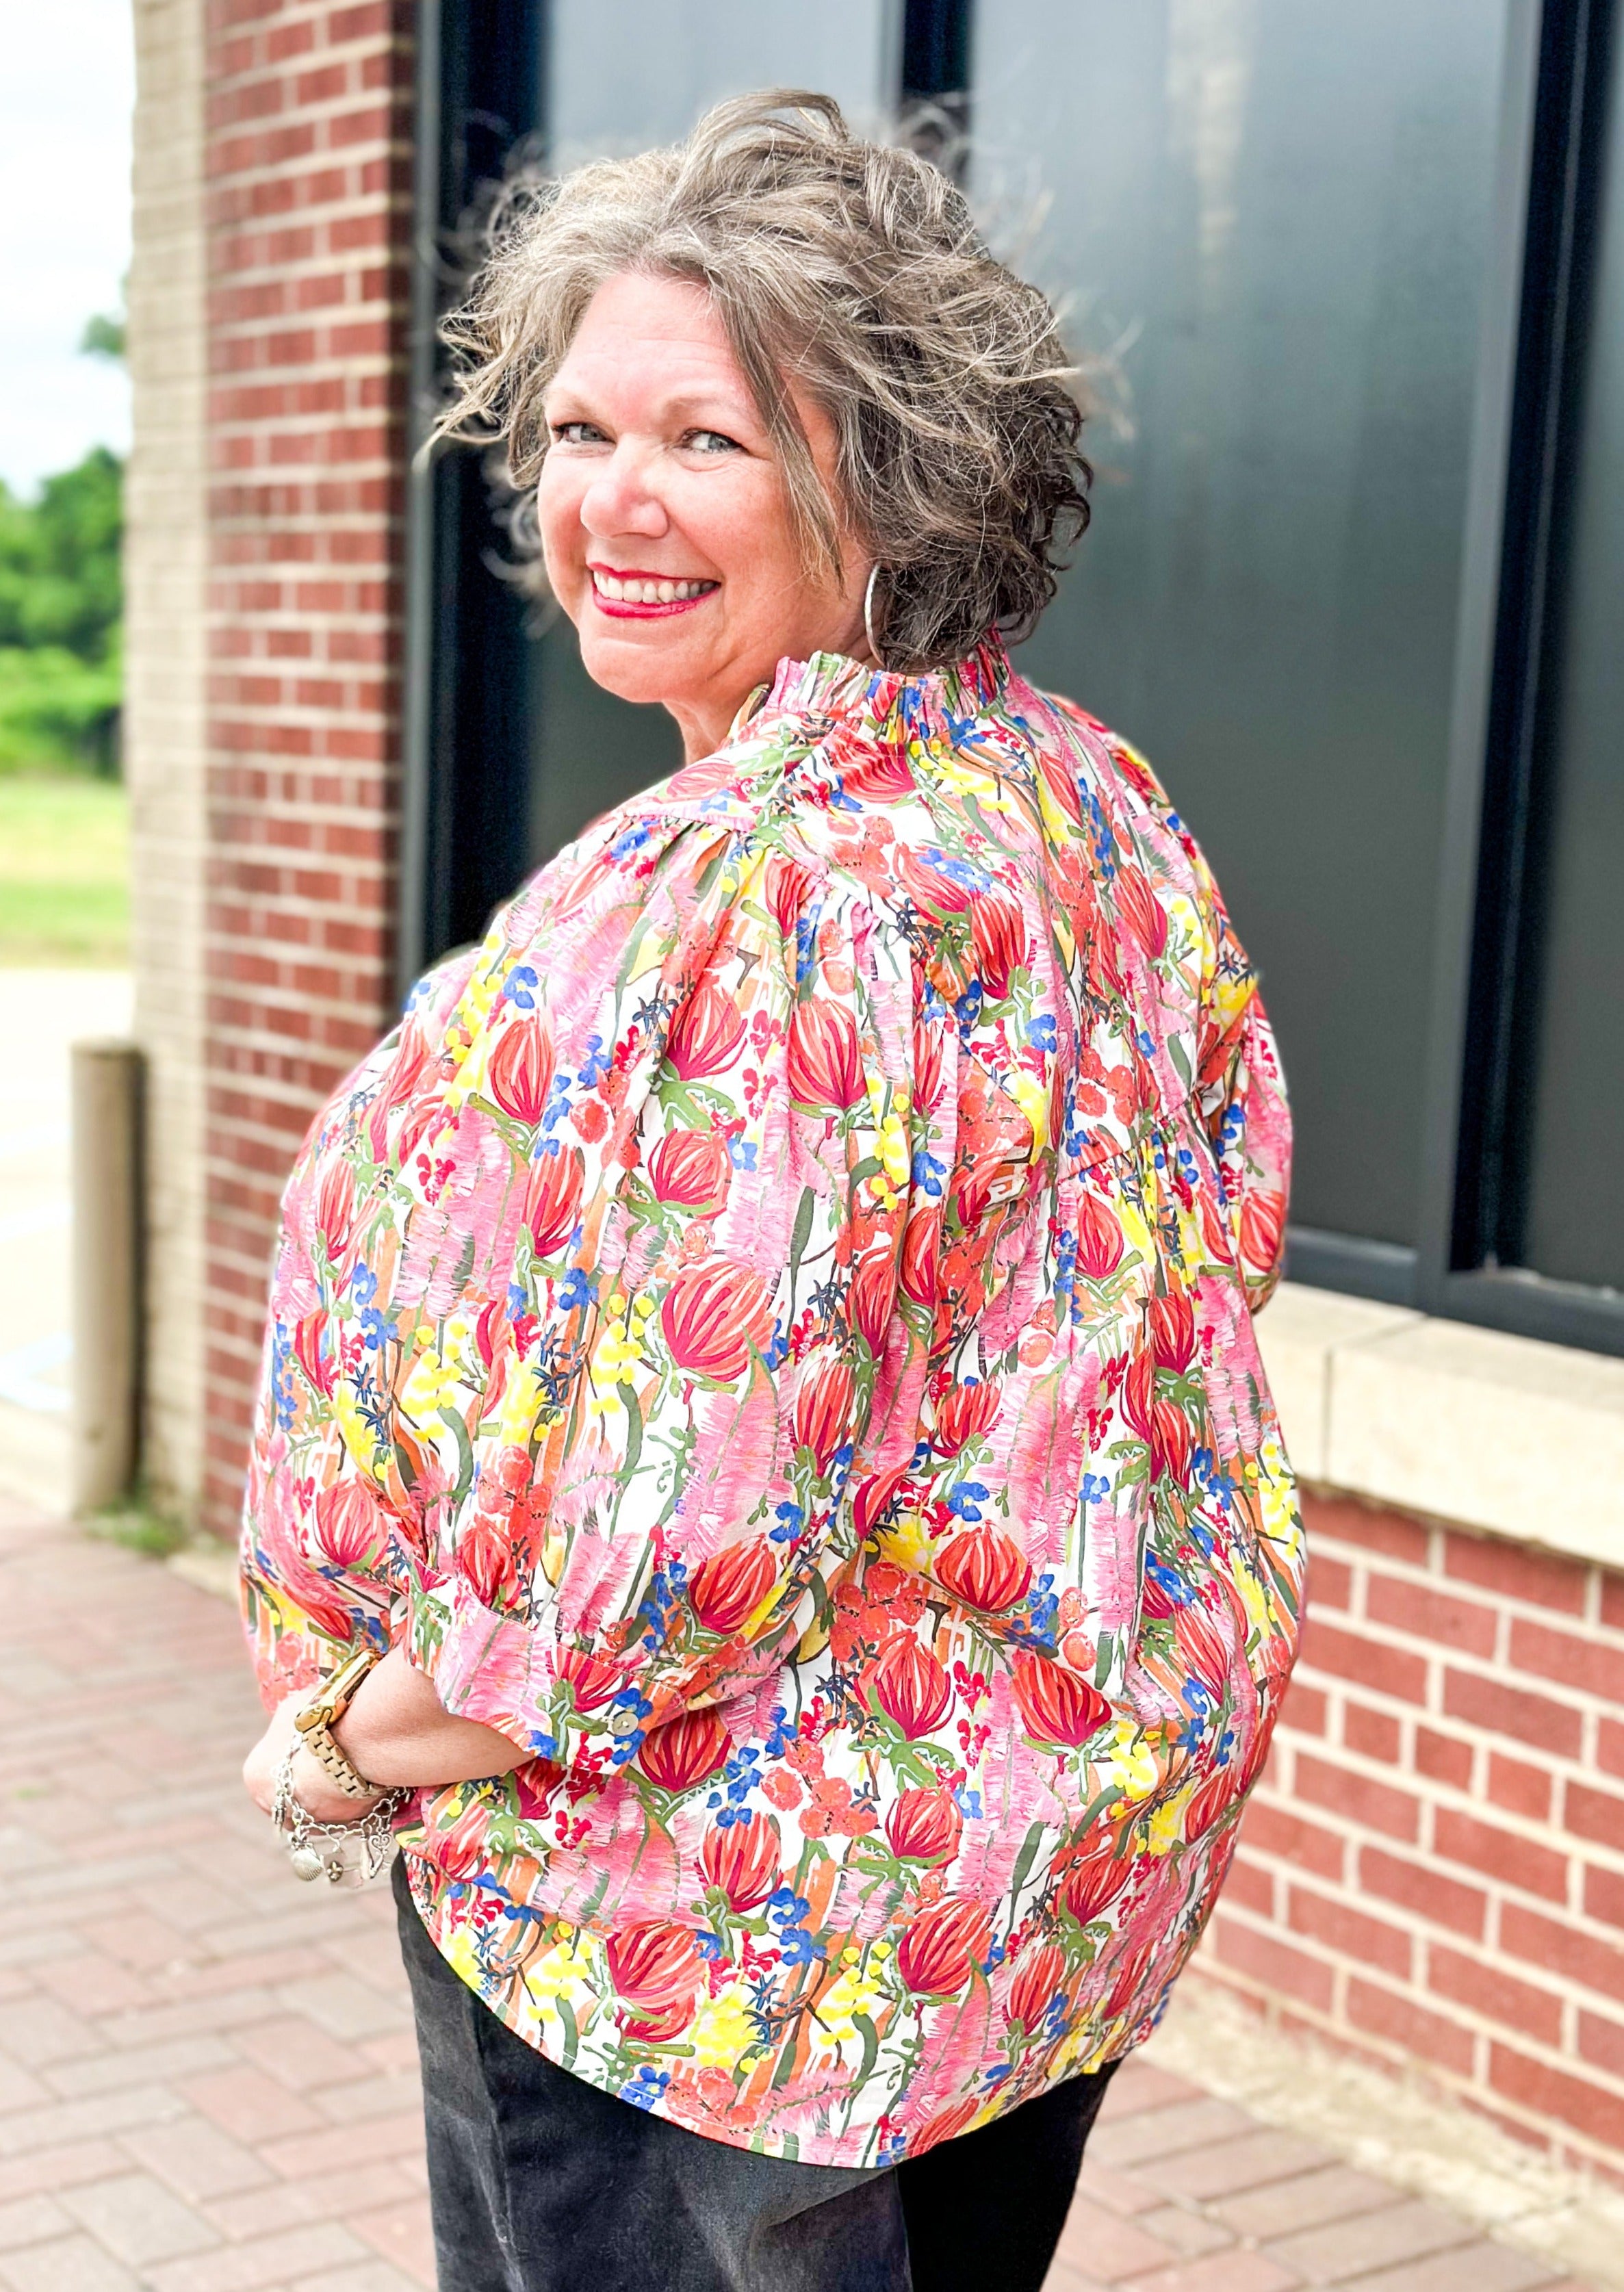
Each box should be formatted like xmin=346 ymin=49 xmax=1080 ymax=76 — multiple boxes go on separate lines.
xmin=537 ymin=270 xmax=873 ymax=762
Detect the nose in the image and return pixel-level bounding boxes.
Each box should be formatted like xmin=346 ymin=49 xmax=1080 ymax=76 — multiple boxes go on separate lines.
xmin=578 ymin=440 xmax=670 ymax=543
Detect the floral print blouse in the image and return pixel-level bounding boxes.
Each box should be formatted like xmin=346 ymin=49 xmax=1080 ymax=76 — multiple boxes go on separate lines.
xmin=241 ymin=633 xmax=1302 ymax=2167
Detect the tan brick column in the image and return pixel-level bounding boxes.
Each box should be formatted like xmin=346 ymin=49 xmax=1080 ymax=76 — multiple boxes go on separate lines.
xmin=129 ymin=0 xmax=211 ymax=1530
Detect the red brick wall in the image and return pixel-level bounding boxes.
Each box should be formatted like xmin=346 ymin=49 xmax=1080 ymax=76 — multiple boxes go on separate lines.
xmin=1209 ymin=1491 xmax=1624 ymax=2179
xmin=203 ymin=0 xmax=415 ymax=1534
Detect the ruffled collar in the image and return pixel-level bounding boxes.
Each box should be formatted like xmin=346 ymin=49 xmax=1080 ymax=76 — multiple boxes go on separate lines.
xmin=742 ymin=630 xmax=1011 ymax=747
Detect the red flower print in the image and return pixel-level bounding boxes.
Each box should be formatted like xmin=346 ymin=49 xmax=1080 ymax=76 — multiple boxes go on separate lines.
xmin=912 ymin=2096 xmax=981 ymax=2150
xmin=1121 ymin=1351 xmax=1155 ymax=1442
xmin=524 ymin=1148 xmax=582 ymax=1256
xmin=764 ymin=855 xmax=818 ymax=938
xmin=1150 ymin=1291 xmax=1196 ymax=1374
xmin=1139 ymin=1565 xmax=1178 ymax=1622
xmin=969 ymin=894 xmax=1027 ymax=1000
xmin=1005 ymin=1942 xmax=1066 ymax=2033
xmin=1037 ymin=747 xmax=1085 ymax=827
xmin=1100 ymin=1923 xmax=1163 ymax=2023
xmin=847 ymin=1246 xmax=895 ymax=1355
xmin=487 ymin=1019 xmax=554 ymax=1126
xmin=841 ymin=744 xmax=916 ymax=803
xmin=457 ymin=1512 xmax=515 ymax=1608
xmin=649 ymin=1126 xmax=731 ymax=1209
xmin=869 ymin=1636 xmax=953 ymax=1739
xmin=1185 ymin=1758 xmax=1240 ymax=1842
xmin=638 ymin=1706 xmax=731 ymax=1794
xmin=900 ymin=1211 xmax=940 ymax=1309
xmin=607 ymin=1920 xmax=704 ymax=2040
xmin=313 ymin=1478 xmax=380 ymax=1570
xmin=932 ymin=1379 xmax=1001 ymax=1455
xmin=1059 ymin=1826 xmax=1133 ymax=1925
xmin=315 ymin=1159 xmax=357 ymax=1257
xmin=897 ymin=1896 xmax=991 ymax=1996
xmin=1074 ymin=1190 xmax=1125 ymax=1281
xmin=292 ymin=1311 xmax=334 ymax=1398
xmin=935 ymin=1525 xmax=1032 ymax=1614
xmin=556 ymin=1643 xmax=620 ymax=1712
xmin=659 ymin=1259 xmax=773 ymax=1380
xmin=787 ymin=1000 xmax=866 ymax=1110
xmin=1011 ymin=1651 xmax=1111 ymax=1749
xmin=1240 ymin=1188 xmax=1286 ymax=1271
xmin=1151 ymin=1396 xmax=1193 ymax=1486
xmin=894 ymin=845 xmax=974 ymax=918
xmin=688 ymin=1537 xmax=777 ymax=1636
xmin=668 ymin=982 xmax=746 ymax=1080
xmin=1173 ymin=1597 xmax=1234 ymax=1696
xmin=885 ymin=1788 xmax=962 ymax=1866
xmin=912 ymin=1019 xmax=945 ymax=1113
xmin=762 ymin=1768 xmax=803 ymax=1812
xmin=852 ymin=1464 xmax=912 ymax=1545
xmin=699 ymin=1813 xmax=782 ymax=1911
xmin=792 ymin=1359 xmax=856 ymax=1473
xmin=1114 ymin=864 xmax=1168 ymax=959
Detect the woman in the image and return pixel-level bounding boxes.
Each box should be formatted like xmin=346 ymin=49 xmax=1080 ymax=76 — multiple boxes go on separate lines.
xmin=242 ymin=91 xmax=1302 ymax=2292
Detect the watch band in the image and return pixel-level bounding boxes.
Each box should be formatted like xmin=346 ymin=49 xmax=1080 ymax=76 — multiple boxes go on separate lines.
xmin=292 ymin=1645 xmax=383 ymax=1800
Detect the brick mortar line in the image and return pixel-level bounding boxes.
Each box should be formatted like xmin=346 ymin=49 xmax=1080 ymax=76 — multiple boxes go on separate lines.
xmin=1241 ymin=1849 xmax=1624 ymax=2016
xmin=1213 ymin=1898 xmax=1624 ymax=2090
xmin=1194 ymin=1959 xmax=1624 ymax=2178
xmin=1313 ymin=1527 xmax=1623 ymax=1630
xmin=1252 ymin=1760 xmax=1624 ymax=1888
xmin=1293 ymin=1640 xmax=1624 ymax=1734
xmin=1273 ymin=1705 xmax=1612 ymax=1806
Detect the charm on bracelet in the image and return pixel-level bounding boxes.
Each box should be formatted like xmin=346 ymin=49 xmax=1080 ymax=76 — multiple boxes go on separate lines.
xmin=271 ymin=1744 xmax=406 ymax=1889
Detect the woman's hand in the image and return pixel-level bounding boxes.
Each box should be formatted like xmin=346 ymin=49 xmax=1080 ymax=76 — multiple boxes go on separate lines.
xmin=331 ymin=1647 xmax=526 ymax=1788
xmin=242 ymin=1649 xmax=526 ymax=1831
xmin=242 ymin=1695 xmax=385 ymax=1827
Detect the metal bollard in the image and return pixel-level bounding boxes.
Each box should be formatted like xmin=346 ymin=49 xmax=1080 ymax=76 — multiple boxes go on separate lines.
xmin=70 ymin=1039 xmax=144 ymax=1514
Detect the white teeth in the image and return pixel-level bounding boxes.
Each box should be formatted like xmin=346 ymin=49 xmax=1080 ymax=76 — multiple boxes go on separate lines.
xmin=593 ymin=571 xmax=714 ymax=604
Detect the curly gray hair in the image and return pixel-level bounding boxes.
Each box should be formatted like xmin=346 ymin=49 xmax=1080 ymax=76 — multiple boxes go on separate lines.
xmin=432 ymin=90 xmax=1091 ymax=671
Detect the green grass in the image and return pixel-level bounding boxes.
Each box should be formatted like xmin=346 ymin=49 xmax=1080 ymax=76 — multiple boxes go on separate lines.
xmin=0 ymin=773 xmax=129 ymax=964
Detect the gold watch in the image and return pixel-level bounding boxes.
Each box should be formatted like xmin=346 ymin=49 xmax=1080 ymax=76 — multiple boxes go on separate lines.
xmin=292 ymin=1643 xmax=383 ymax=1799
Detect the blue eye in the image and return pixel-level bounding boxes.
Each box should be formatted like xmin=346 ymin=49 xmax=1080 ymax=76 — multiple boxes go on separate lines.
xmin=687 ymin=429 xmax=741 ymax=455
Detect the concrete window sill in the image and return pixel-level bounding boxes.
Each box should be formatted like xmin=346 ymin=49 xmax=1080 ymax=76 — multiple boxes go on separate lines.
xmin=1255 ymin=1281 xmax=1624 ymax=1571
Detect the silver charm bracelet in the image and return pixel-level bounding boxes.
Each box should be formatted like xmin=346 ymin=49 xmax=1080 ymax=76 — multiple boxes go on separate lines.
xmin=272 ymin=1744 xmax=407 ymax=1888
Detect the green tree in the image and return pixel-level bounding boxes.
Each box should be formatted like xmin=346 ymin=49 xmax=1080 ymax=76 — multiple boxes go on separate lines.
xmin=0 ymin=446 xmax=124 ymax=662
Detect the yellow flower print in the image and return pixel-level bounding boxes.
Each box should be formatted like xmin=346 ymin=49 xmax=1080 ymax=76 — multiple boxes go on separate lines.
xmin=1257 ymin=1429 xmax=1302 ymax=1557
xmin=810 ymin=1965 xmax=885 ymax=2052
xmin=873 ymin=1508 xmax=938 ymax=1573
xmin=688 ymin=1984 xmax=760 ymax=2070
xmin=399 ymin=1339 xmax=467 ymax=1428
xmin=333 ymin=1380 xmax=389 ymax=1483
xmin=1146 ymin=1782 xmax=1194 ymax=1855
xmin=877 ymin=1107 xmax=911 ymax=1194
xmin=1099 ymin=1720 xmax=1162 ymax=1803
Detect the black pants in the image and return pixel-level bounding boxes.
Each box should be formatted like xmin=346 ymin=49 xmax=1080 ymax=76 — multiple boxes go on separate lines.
xmin=394 ymin=1856 xmax=1117 ymax=2291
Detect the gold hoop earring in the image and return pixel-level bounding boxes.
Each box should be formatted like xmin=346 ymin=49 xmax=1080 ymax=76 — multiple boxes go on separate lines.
xmin=863 ymin=564 xmax=886 ymax=669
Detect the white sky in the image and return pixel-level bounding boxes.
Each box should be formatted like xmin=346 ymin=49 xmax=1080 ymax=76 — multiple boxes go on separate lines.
xmin=0 ymin=0 xmax=133 ymax=495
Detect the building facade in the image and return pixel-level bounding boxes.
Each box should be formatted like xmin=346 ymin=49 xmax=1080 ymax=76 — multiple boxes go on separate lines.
xmin=126 ymin=0 xmax=1624 ymax=2183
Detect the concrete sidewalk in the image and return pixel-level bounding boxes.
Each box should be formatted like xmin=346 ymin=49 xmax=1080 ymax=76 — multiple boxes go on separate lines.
xmin=0 ymin=1493 xmax=1597 ymax=2292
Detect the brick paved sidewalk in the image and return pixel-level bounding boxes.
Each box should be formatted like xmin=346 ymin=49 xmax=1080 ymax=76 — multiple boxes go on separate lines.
xmin=0 ymin=1493 xmax=1597 ymax=2292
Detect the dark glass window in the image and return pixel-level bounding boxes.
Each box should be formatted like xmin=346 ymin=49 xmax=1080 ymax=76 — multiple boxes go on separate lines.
xmin=1515 ymin=14 xmax=1624 ymax=1293
xmin=972 ymin=1 xmax=1513 ymax=1255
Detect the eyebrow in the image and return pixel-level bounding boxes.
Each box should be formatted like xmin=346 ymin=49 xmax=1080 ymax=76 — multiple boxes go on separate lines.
xmin=543 ymin=379 xmax=757 ymax=427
